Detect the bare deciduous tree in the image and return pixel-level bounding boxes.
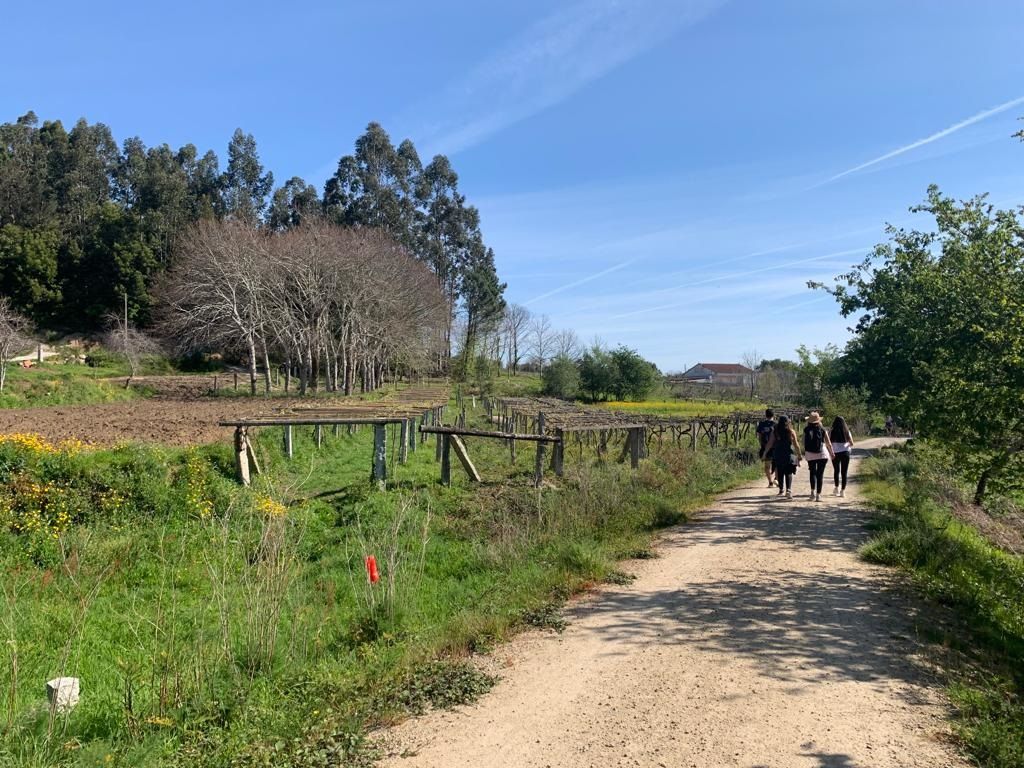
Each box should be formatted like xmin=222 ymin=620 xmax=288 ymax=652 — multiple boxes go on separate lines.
xmin=552 ymin=328 xmax=582 ymax=360
xmin=103 ymin=308 xmax=161 ymax=388
xmin=162 ymin=219 xmax=446 ymax=397
xmin=527 ymin=314 xmax=553 ymax=369
xmin=741 ymin=349 xmax=762 ymax=398
xmin=502 ymin=303 xmax=530 ymax=375
xmin=0 ymin=298 xmax=32 ymax=392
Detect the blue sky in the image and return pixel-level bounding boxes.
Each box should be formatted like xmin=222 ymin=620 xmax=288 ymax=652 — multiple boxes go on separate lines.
xmin=4 ymin=0 xmax=1024 ymax=370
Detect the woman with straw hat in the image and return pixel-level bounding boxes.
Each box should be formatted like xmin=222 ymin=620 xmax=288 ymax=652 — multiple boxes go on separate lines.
xmin=803 ymin=411 xmax=835 ymax=502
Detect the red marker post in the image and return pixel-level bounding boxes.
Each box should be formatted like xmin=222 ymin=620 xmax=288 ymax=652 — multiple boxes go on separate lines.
xmin=365 ymin=555 xmax=380 ymax=584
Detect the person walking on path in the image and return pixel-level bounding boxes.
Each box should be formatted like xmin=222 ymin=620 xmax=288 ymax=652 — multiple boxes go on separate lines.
xmin=763 ymin=415 xmax=802 ymax=498
xmin=803 ymin=411 xmax=834 ymax=502
xmin=830 ymin=415 xmax=854 ymax=496
xmin=756 ymin=408 xmax=777 ymax=488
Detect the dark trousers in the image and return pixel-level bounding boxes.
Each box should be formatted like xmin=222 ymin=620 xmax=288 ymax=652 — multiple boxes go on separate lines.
xmin=832 ymin=451 xmax=850 ymax=489
xmin=776 ymin=465 xmax=794 ymax=490
xmin=808 ymin=459 xmax=828 ymax=493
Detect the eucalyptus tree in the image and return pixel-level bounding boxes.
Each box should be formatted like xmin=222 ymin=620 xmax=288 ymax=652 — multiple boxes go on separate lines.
xmin=222 ymin=129 xmax=273 ymax=222
xmin=268 ymin=177 xmax=321 ymax=231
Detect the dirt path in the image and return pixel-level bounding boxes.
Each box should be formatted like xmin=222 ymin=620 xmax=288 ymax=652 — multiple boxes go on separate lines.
xmin=379 ymin=439 xmax=966 ymax=768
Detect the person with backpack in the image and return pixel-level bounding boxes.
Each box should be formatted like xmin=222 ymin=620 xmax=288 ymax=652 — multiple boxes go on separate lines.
xmin=803 ymin=411 xmax=835 ymax=502
xmin=829 ymin=415 xmax=854 ymax=496
xmin=762 ymin=415 xmax=802 ymax=498
xmin=756 ymin=408 xmax=777 ymax=487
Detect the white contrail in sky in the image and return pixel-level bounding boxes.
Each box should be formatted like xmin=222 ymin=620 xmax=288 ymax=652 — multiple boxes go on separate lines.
xmin=824 ymin=95 xmax=1024 ymax=184
xmin=609 ymin=247 xmax=866 ymax=320
xmin=524 ymin=258 xmax=639 ymax=305
xmin=419 ymin=0 xmax=727 ymax=155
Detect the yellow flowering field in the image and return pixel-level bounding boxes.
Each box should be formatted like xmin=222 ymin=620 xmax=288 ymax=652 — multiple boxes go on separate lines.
xmin=600 ymin=399 xmax=763 ymax=418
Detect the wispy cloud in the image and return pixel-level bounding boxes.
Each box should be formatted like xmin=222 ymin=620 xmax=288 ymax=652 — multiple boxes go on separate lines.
xmin=523 ymin=258 xmax=639 ymax=305
xmin=822 ymin=95 xmax=1024 ymax=185
xmin=417 ymin=0 xmax=726 ymax=155
xmin=608 ymin=247 xmax=867 ymax=319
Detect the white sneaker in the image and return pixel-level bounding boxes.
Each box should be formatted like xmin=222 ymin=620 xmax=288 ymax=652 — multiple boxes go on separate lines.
xmin=839 ymin=488 xmax=845 ymax=498
xmin=809 ymin=492 xmax=816 ymax=501
xmin=815 ymin=493 xmax=821 ymax=502
xmin=785 ymin=489 xmax=792 ymax=498
xmin=832 ymin=487 xmax=840 ymax=496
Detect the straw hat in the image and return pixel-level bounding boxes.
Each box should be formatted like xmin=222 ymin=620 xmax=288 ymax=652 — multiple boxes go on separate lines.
xmin=806 ymin=411 xmax=823 ymax=425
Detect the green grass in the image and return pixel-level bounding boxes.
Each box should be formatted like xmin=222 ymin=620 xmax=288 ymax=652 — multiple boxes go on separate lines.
xmin=0 ymin=361 xmax=147 ymax=409
xmin=0 ymin=402 xmax=758 ymax=767
xmin=859 ymin=444 xmax=1024 ymax=768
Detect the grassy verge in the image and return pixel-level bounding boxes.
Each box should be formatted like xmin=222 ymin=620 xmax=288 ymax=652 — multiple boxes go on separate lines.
xmin=0 ymin=405 xmax=758 ymax=767
xmin=0 ymin=362 xmax=150 ymax=409
xmin=859 ymin=443 xmax=1024 ymax=768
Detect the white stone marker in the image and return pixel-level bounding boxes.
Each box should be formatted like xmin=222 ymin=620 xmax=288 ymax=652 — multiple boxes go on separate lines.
xmin=46 ymin=677 xmax=80 ymax=713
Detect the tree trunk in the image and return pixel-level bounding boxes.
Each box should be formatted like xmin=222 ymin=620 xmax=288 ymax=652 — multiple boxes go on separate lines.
xmin=261 ymin=342 xmax=273 ymax=393
xmin=247 ymin=340 xmax=258 ymax=395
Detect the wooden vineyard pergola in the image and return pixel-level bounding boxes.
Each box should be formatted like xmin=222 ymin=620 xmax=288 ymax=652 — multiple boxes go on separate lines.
xmin=219 ymin=385 xmax=450 ymax=487
xmin=486 ymin=397 xmax=650 ymax=474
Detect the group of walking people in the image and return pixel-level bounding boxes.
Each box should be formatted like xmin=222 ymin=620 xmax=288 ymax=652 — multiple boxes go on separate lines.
xmin=756 ymin=408 xmax=854 ymax=500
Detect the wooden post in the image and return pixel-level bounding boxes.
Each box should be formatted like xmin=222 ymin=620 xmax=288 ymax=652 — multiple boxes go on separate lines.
xmin=372 ymin=424 xmax=387 ymax=488
xmin=639 ymin=426 xmax=648 ymax=459
xmin=283 ymin=425 xmax=293 ymax=459
xmin=314 ymin=424 xmax=323 ymax=449
xmin=234 ymin=428 xmax=251 ymax=487
xmin=533 ymin=412 xmax=546 ymax=488
xmin=399 ymin=419 xmax=409 ymax=464
xmin=409 ymin=417 xmax=417 ymax=453
xmin=441 ymin=434 xmax=452 ymax=486
xmin=233 ymin=372 xmax=238 ymax=391
xmin=213 ymin=375 xmax=218 ymax=392
xmin=553 ymin=428 xmax=564 ymax=477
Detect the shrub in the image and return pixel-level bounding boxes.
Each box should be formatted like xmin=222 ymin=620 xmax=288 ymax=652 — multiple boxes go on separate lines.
xmin=542 ymin=355 xmax=579 ymax=399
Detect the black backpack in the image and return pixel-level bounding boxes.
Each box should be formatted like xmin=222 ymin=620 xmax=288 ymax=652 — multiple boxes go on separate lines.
xmin=756 ymin=419 xmax=774 ymax=448
xmin=804 ymin=424 xmax=824 ymax=453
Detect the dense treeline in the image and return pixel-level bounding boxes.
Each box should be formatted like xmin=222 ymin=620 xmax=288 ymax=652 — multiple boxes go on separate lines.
xmin=0 ymin=113 xmax=504 ymax=372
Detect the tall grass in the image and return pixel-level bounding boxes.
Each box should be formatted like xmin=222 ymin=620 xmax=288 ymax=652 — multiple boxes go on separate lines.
xmin=860 ymin=444 xmax=1024 ymax=768
xmin=0 ymin=409 xmax=758 ymax=767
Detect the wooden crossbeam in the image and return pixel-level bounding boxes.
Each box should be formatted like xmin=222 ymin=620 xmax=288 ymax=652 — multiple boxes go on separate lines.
xmin=419 ymin=426 xmax=561 ymax=443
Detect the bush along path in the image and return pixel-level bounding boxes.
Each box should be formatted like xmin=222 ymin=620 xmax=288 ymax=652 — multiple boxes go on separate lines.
xmin=379 ymin=438 xmax=968 ymax=768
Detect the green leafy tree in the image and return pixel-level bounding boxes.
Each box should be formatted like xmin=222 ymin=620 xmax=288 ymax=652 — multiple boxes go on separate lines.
xmin=794 ymin=344 xmax=840 ymax=404
xmin=459 ymin=241 xmax=506 ymax=372
xmin=323 ymin=122 xmax=418 ymax=240
xmin=579 ymin=345 xmax=615 ymax=401
xmin=609 ymin=346 xmax=660 ymax=401
xmin=819 ymin=186 xmax=1024 ymax=502
xmin=543 ymin=355 xmax=580 ymax=399
xmin=222 ymin=128 xmax=273 ymax=222
xmin=0 ymin=224 xmax=61 ymax=318
xmin=0 ymin=111 xmax=57 ymax=228
xmin=268 ymin=176 xmax=320 ymax=230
